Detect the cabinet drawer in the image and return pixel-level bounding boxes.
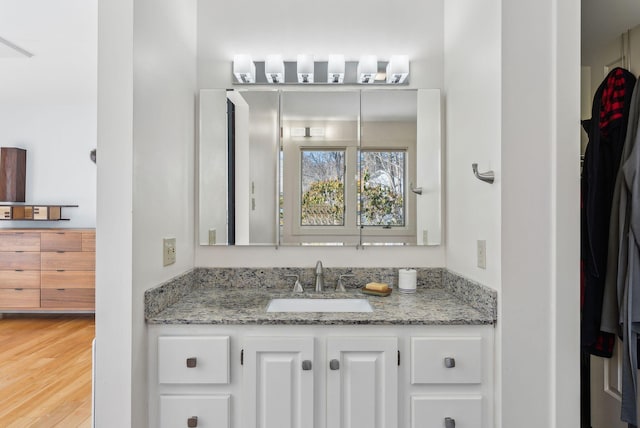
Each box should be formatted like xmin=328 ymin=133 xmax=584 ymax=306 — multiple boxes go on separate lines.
xmin=0 ymin=288 xmax=40 ymax=308
xmin=160 ymin=395 xmax=230 ymax=428
xmin=82 ymin=232 xmax=95 ymax=252
xmin=411 ymin=395 xmax=482 ymax=428
xmin=411 ymin=337 xmax=482 ymax=384
xmin=0 ymin=232 xmax=40 ymax=251
xmin=41 ymin=232 xmax=82 ymax=252
xmin=41 ymin=252 xmax=95 ymax=271
xmin=158 ymin=336 xmax=230 ymax=384
xmin=41 ymin=288 xmax=94 ymax=309
xmin=0 ymin=252 xmax=40 ymax=270
xmin=41 ymin=271 xmax=94 ymax=289
xmin=0 ymin=270 xmax=40 ymax=289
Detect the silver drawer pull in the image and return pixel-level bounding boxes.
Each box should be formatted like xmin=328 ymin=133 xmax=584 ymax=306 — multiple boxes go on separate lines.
xmin=444 ymin=357 xmax=456 ymax=368
xmin=187 ymin=416 xmax=198 ymax=427
xmin=445 ymin=417 xmax=455 ymax=428
xmin=186 ymin=357 xmax=197 ymax=368
xmin=329 ymin=359 xmax=340 ymax=370
xmin=302 ymin=360 xmax=312 ymax=370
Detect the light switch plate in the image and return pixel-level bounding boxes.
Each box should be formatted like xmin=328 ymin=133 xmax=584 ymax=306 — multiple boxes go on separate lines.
xmin=163 ymin=238 xmax=176 ymax=266
xmin=477 ymin=240 xmax=486 ymax=269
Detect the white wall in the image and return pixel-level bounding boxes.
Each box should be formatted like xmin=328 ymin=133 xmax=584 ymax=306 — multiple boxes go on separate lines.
xmin=502 ymin=0 xmax=580 ymax=427
xmin=0 ymin=0 xmax=97 ymax=228
xmin=443 ymin=0 xmax=501 ymax=290
xmin=96 ymin=0 xmax=197 ymax=426
xmin=131 ymin=0 xmax=198 ymax=426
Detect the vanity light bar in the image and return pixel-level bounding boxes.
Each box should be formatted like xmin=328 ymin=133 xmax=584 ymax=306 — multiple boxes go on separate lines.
xmin=232 ymin=54 xmax=409 ymax=85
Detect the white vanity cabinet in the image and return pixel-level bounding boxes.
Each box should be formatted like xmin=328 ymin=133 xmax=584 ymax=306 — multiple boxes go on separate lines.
xmin=327 ymin=337 xmax=398 ymax=428
xmin=242 ymin=336 xmax=315 ymax=428
xmin=147 ymin=325 xmax=494 ymax=428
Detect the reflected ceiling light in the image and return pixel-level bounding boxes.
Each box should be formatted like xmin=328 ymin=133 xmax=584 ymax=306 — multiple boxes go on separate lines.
xmin=297 ymin=54 xmax=314 ymax=83
xmin=265 ymin=55 xmax=285 ymax=83
xmin=327 ymin=54 xmax=345 ymax=83
xmin=357 ymin=55 xmax=378 ymax=84
xmin=233 ymin=54 xmax=255 ymax=83
xmin=386 ymin=55 xmax=409 ymax=84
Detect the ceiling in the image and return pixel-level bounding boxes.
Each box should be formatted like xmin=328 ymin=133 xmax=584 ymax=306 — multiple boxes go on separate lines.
xmin=582 ymin=0 xmax=640 ymax=63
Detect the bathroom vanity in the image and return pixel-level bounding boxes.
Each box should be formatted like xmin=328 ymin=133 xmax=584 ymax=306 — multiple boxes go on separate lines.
xmin=145 ymin=269 xmax=496 ymax=428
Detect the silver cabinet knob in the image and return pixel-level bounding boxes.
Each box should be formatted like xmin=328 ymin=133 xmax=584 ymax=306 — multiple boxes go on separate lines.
xmin=444 ymin=357 xmax=456 ymax=368
xmin=186 ymin=357 xmax=197 ymax=368
xmin=445 ymin=417 xmax=455 ymax=428
xmin=302 ymin=360 xmax=312 ymax=370
xmin=329 ymin=359 xmax=340 ymax=370
xmin=187 ymin=416 xmax=198 ymax=427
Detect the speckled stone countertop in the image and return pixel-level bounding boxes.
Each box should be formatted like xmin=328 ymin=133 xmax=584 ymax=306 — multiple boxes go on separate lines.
xmin=145 ymin=268 xmax=496 ymax=326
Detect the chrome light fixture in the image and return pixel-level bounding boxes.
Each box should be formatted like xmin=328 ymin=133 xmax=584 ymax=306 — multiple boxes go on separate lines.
xmin=386 ymin=55 xmax=409 ymax=84
xmin=357 ymin=55 xmax=378 ymax=84
xmin=297 ymin=54 xmax=314 ymax=83
xmin=327 ymin=54 xmax=345 ymax=83
xmin=265 ymin=55 xmax=285 ymax=83
xmin=233 ymin=54 xmax=255 ymax=83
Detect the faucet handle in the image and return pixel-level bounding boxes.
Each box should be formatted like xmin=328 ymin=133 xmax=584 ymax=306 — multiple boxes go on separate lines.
xmin=285 ymin=274 xmax=303 ymax=293
xmin=336 ymin=274 xmax=355 ymax=292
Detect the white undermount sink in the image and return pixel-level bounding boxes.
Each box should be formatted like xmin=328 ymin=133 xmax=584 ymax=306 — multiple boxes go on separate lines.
xmin=266 ymin=298 xmax=373 ymax=313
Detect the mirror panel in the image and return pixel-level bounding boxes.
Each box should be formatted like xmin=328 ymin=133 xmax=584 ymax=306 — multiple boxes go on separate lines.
xmin=199 ymin=89 xmax=279 ymax=245
xmin=280 ymin=91 xmax=360 ymax=246
xmin=198 ymin=89 xmax=441 ymax=247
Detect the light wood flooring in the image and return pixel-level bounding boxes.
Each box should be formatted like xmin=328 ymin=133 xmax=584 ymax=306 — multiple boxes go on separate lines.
xmin=0 ymin=315 xmax=94 ymax=428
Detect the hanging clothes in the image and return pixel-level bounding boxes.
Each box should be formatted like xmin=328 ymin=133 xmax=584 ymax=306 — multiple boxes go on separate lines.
xmin=602 ymin=77 xmax=640 ymax=426
xmin=582 ymin=67 xmax=636 ymax=357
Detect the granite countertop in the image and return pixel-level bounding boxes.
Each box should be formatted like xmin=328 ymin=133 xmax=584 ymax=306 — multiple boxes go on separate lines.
xmin=146 ymin=287 xmax=495 ymax=326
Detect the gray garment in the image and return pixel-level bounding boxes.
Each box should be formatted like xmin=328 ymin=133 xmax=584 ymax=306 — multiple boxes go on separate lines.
xmin=603 ymin=80 xmax=640 ymax=335
xmin=619 ymin=104 xmax=640 ymax=425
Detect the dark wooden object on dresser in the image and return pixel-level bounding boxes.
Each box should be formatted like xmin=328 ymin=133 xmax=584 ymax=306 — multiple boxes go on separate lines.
xmin=0 ymin=148 xmax=27 ymax=202
xmin=0 ymin=229 xmax=95 ymax=312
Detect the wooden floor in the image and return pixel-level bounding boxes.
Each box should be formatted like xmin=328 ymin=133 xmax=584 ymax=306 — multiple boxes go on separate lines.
xmin=0 ymin=315 xmax=94 ymax=428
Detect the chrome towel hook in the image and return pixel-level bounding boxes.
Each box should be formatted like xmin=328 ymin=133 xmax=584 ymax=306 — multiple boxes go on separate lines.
xmin=472 ymin=163 xmax=495 ymax=184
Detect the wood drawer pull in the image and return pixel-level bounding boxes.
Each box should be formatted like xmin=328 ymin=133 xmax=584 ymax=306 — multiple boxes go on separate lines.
xmin=444 ymin=357 xmax=456 ymax=368
xmin=57 ymin=288 xmax=65 ymax=291
xmin=56 ymin=251 xmax=65 ymax=254
xmin=56 ymin=269 xmax=65 ymax=272
xmin=445 ymin=417 xmax=456 ymax=428
xmin=14 ymin=288 xmax=23 ymax=291
xmin=187 ymin=416 xmax=198 ymax=427
xmin=186 ymin=357 xmax=197 ymax=368
xmin=15 ymin=269 xmax=23 ymax=272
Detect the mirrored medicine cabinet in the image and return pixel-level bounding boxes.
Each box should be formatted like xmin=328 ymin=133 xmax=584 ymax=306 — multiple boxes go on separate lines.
xmin=198 ymin=88 xmax=441 ymax=247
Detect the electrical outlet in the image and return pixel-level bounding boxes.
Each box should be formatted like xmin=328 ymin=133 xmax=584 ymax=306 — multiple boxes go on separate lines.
xmin=477 ymin=240 xmax=486 ymax=269
xmin=163 ymin=238 xmax=176 ymax=266
xmin=208 ymin=229 xmax=216 ymax=245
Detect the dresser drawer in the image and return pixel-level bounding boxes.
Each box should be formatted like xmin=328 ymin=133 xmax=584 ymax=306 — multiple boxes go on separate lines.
xmin=41 ymin=288 xmax=94 ymax=309
xmin=160 ymin=395 xmax=230 ymax=428
xmin=0 ymin=288 xmax=40 ymax=308
xmin=0 ymin=232 xmax=40 ymax=251
xmin=411 ymin=337 xmax=482 ymax=384
xmin=0 ymin=252 xmax=40 ymax=270
xmin=41 ymin=252 xmax=95 ymax=271
xmin=82 ymin=232 xmax=95 ymax=252
xmin=158 ymin=336 xmax=230 ymax=384
xmin=0 ymin=270 xmax=40 ymax=289
xmin=41 ymin=231 xmax=82 ymax=252
xmin=410 ymin=395 xmax=482 ymax=428
xmin=41 ymin=271 xmax=94 ymax=289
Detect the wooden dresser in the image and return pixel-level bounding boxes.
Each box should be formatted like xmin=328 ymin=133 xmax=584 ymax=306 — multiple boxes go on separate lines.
xmin=0 ymin=229 xmax=95 ymax=312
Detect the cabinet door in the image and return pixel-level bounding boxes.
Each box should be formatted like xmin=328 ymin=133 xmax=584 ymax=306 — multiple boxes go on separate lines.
xmin=411 ymin=395 xmax=482 ymax=428
xmin=326 ymin=336 xmax=398 ymax=428
xmin=160 ymin=395 xmax=230 ymax=428
xmin=243 ymin=336 xmax=314 ymax=428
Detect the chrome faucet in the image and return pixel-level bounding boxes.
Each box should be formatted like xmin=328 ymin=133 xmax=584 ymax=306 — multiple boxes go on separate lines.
xmin=314 ymin=260 xmax=324 ymax=292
